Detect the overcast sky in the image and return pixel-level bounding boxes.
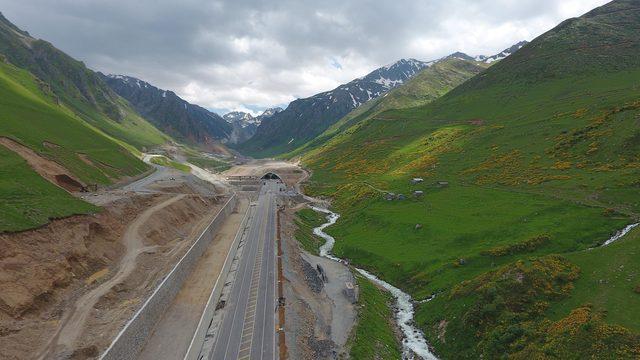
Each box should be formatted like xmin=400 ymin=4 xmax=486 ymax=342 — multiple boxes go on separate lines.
xmin=1 ymin=0 xmax=610 ymax=115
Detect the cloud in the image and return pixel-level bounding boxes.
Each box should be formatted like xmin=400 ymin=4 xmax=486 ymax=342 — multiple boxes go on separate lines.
xmin=0 ymin=0 xmax=610 ymax=114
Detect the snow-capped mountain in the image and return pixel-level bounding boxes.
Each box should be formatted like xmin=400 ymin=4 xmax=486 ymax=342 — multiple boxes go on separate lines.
xmin=239 ymin=59 xmax=434 ymax=155
xmin=223 ymin=107 xmax=283 ymax=129
xmin=259 ymin=107 xmax=283 ymax=119
xmin=223 ymin=107 xmax=283 ymax=144
xmin=223 ymin=111 xmax=257 ymax=127
xmin=101 ymin=74 xmax=232 ymax=146
xmin=240 ymin=42 xmax=527 ymax=156
xmin=474 ymin=41 xmax=529 ymax=64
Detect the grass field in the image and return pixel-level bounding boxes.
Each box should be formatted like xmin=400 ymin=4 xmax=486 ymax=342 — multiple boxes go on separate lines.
xmin=0 ymin=61 xmax=148 ymax=184
xmin=0 ymin=61 xmax=147 ymax=231
xmin=74 ymin=97 xmax=169 ymax=151
xmin=293 ymin=208 xmax=326 ymax=255
xmin=348 ymin=273 xmax=402 ymax=360
xmin=0 ymin=147 xmax=98 ymax=232
xmin=187 ymin=156 xmax=231 ymax=172
xmin=550 ymin=227 xmax=640 ymax=332
xmin=324 ymin=184 xmax=628 ymax=298
xmin=0 ymin=17 xmax=169 ymax=152
xmin=150 ymin=156 xmax=191 ymax=173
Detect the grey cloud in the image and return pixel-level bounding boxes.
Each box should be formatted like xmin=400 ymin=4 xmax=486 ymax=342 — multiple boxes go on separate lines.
xmin=0 ymin=0 xmax=610 ymax=113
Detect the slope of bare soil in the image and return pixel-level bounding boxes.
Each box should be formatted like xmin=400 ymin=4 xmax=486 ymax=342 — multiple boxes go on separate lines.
xmin=0 ymin=185 xmax=224 ymax=359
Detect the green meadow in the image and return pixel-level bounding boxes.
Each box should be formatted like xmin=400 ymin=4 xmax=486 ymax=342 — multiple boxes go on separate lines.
xmin=0 ymin=146 xmax=98 ymax=232
xmin=293 ymin=208 xmax=326 ymax=255
xmin=150 ymin=155 xmax=191 ymax=173
xmin=0 ymin=61 xmax=147 ymax=231
xmin=187 ymin=155 xmax=232 ymax=172
xmin=348 ymin=273 xmax=402 ymax=359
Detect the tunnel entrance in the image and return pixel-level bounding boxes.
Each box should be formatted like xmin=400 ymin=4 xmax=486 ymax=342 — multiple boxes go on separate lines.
xmin=261 ymin=172 xmax=281 ymax=180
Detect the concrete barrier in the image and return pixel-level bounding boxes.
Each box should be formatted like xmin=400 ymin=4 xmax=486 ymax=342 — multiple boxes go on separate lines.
xmin=183 ymin=199 xmax=252 ymax=360
xmin=100 ymin=194 xmax=238 ymax=360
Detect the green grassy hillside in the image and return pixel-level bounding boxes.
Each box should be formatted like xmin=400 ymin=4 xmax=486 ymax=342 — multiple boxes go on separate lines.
xmin=0 ymin=12 xmax=169 ymax=150
xmin=0 ymin=146 xmax=98 ymax=232
xmin=285 ymin=58 xmax=488 ymax=159
xmin=0 ymin=60 xmax=147 ymax=231
xmin=300 ymin=0 xmax=640 ymax=356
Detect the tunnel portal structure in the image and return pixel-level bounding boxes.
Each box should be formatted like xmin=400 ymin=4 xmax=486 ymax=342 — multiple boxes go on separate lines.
xmin=261 ymin=172 xmax=282 ymax=180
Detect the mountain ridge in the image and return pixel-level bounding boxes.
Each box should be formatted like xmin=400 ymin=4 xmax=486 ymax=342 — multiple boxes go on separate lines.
xmin=239 ymin=42 xmax=527 ymax=157
xmin=0 ymin=12 xmax=169 ymax=149
xmin=223 ymin=107 xmax=283 ymax=144
xmin=101 ymin=73 xmax=233 ymax=149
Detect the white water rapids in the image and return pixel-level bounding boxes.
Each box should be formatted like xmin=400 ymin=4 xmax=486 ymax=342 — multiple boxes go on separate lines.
xmin=310 ymin=206 xmax=438 ymax=360
xmin=602 ymin=223 xmax=639 ymax=246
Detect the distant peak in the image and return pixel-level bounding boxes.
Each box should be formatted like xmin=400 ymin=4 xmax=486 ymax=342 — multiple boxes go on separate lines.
xmin=105 ymin=74 xmax=153 ymax=89
xmin=383 ymin=58 xmax=430 ymax=70
xmin=0 ymin=11 xmax=32 ymax=38
xmin=445 ymin=52 xmax=476 ymax=61
xmin=472 ymin=40 xmax=529 ymax=64
xmin=260 ymin=107 xmax=283 ymax=117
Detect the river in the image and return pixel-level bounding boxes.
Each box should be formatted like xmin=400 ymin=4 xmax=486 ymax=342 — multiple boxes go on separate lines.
xmin=310 ymin=206 xmax=438 ymax=360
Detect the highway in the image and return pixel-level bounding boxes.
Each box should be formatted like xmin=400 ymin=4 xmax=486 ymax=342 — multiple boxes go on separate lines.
xmin=207 ymin=180 xmax=282 ymax=360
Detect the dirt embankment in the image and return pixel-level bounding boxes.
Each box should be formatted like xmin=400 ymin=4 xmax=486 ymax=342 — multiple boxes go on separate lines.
xmin=0 ymin=188 xmax=224 ymax=359
xmin=280 ymin=203 xmax=356 ymax=360
xmin=0 ymin=137 xmax=86 ymax=192
xmin=223 ymin=159 xmax=306 ymax=187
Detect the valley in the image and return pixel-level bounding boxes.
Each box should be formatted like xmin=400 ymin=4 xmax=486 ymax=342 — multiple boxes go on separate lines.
xmin=2 ymin=1 xmax=640 ymax=359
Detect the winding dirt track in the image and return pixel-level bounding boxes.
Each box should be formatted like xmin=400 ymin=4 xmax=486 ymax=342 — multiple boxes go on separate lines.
xmin=37 ymin=195 xmax=185 ymax=359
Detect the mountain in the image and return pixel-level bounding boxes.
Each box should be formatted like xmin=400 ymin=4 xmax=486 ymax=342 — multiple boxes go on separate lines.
xmin=237 ymin=58 xmax=433 ymax=157
xmin=259 ymin=107 xmax=283 ymax=119
xmin=298 ymin=0 xmax=640 ymax=358
xmin=0 ymin=12 xmax=168 ymax=149
xmin=239 ymin=43 xmax=527 ymax=158
xmin=286 ymin=57 xmax=489 ymax=158
xmin=473 ymin=40 xmax=529 ymax=63
xmin=102 ymin=74 xmax=232 ymax=148
xmin=223 ymin=107 xmax=283 ymax=127
xmin=0 ymin=50 xmax=148 ymax=232
xmin=223 ymin=107 xmax=283 ymax=144
xmin=223 ymin=111 xmax=257 ymax=126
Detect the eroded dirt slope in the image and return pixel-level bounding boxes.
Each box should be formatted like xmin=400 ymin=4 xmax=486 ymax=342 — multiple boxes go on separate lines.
xmin=0 ymin=181 xmax=223 ymax=359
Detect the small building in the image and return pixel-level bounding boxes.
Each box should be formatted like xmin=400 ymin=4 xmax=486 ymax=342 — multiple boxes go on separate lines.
xmin=411 ymin=178 xmax=424 ymax=184
xmin=413 ymin=190 xmax=424 ymax=197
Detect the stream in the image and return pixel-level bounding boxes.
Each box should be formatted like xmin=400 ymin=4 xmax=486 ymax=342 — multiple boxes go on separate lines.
xmin=602 ymin=223 xmax=639 ymax=246
xmin=310 ymin=206 xmax=438 ymax=360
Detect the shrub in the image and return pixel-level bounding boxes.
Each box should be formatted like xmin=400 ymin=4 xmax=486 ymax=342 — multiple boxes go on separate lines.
xmin=480 ymin=235 xmax=550 ymax=257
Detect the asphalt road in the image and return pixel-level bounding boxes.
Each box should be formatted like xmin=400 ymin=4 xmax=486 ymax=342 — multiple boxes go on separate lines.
xmin=208 ymin=180 xmax=282 ymax=360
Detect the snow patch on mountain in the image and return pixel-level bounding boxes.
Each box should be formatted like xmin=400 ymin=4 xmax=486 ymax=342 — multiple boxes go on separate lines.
xmin=223 ymin=107 xmax=283 ymax=128
xmin=473 ymin=41 xmax=528 ymax=64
